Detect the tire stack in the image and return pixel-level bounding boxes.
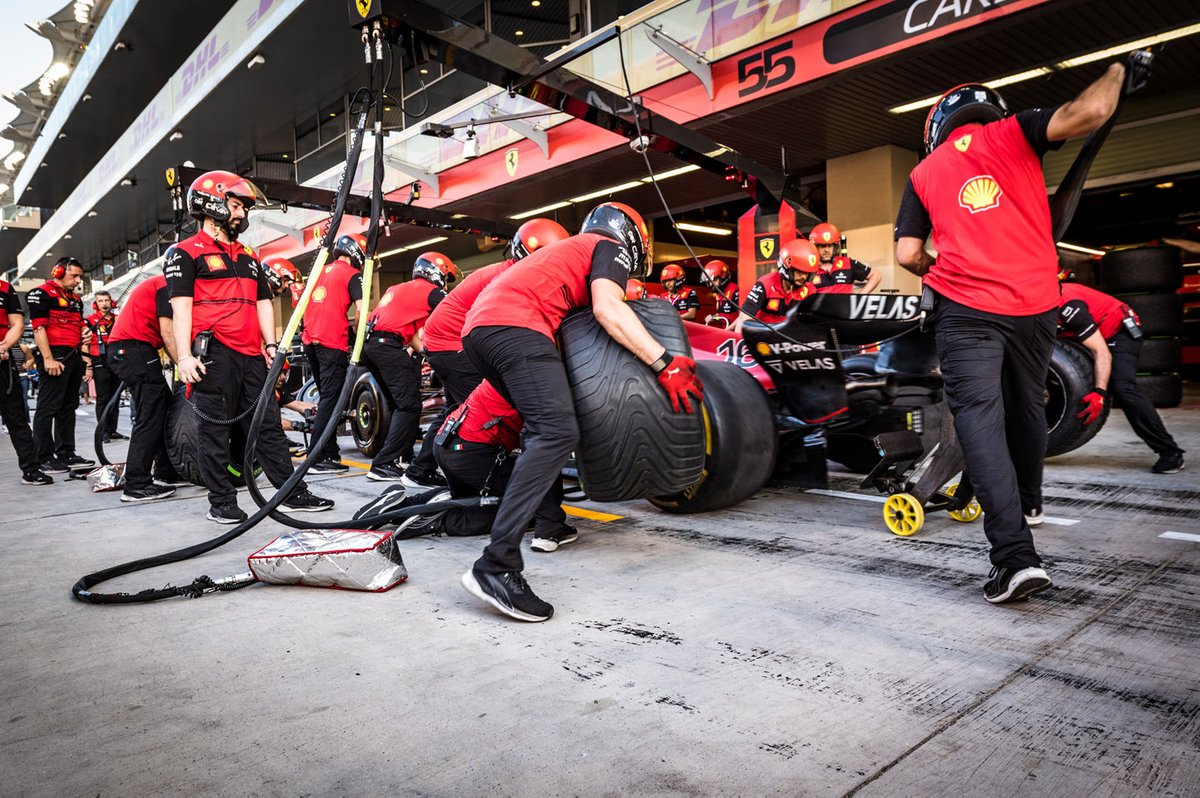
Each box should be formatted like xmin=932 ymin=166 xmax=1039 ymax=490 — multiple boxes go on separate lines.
xmin=1097 ymin=245 xmax=1184 ymax=408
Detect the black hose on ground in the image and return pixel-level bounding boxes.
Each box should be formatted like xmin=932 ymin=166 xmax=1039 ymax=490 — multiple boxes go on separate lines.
xmin=93 ymin=381 xmax=125 ymax=466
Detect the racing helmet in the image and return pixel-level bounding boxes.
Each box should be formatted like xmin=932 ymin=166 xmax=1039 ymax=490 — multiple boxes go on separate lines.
xmin=777 ymin=238 xmax=820 ymax=290
xmin=923 ymin=84 xmax=1009 ymax=156
xmin=701 ymin=259 xmax=732 ymax=290
xmin=262 ymin=255 xmax=300 ymax=295
xmin=510 ymin=217 xmax=569 ymax=261
xmin=186 ymin=170 xmax=266 ymax=237
xmin=334 ymin=233 xmax=369 ymax=270
xmin=660 ymin=263 xmax=686 ymax=293
xmin=579 ymin=201 xmax=651 ymax=278
xmin=625 ymin=278 xmax=647 ymax=300
xmin=412 ymin=252 xmax=458 ymax=289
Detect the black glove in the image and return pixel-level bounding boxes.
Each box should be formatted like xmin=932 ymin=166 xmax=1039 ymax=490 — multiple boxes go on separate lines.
xmin=1122 ymin=49 xmax=1153 ymax=96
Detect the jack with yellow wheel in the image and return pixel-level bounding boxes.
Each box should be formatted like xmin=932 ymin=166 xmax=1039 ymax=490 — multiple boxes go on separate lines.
xmin=883 ymin=493 xmax=925 ymax=536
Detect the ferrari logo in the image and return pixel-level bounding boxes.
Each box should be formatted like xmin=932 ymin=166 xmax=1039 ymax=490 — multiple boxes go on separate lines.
xmin=505 ymin=148 xmax=519 ymax=178
xmin=355 ymin=0 xmax=371 ymax=19
xmin=954 ymin=134 xmax=972 ymax=152
xmin=165 ymin=167 xmax=176 ymax=186
xmin=758 ymin=237 xmax=775 ymax=259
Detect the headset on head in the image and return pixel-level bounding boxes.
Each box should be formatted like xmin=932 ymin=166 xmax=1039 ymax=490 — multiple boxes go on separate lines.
xmin=51 ymin=257 xmax=81 ymax=280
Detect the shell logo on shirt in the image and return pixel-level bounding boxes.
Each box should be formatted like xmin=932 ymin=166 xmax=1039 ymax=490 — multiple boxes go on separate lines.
xmin=205 ymin=254 xmax=227 ymax=271
xmin=312 ymin=287 xmax=327 ymax=302
xmin=958 ymin=175 xmax=1003 ymax=214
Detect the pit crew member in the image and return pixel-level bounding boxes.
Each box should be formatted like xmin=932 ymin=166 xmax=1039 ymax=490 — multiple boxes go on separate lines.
xmin=1058 ymin=281 xmax=1184 ymax=474
xmin=808 ymin=222 xmax=880 ymax=294
xmin=459 ymin=201 xmax=703 ymax=622
xmin=85 ymin=290 xmax=123 ymax=442
xmin=733 ymin=238 xmax=821 ymax=331
xmin=27 ymin=257 xmax=94 ymax=473
xmin=658 ymin=263 xmax=699 ymax=320
xmin=0 ymin=278 xmax=49 ymax=485
xmin=895 ymin=56 xmax=1141 ymax=604
xmin=700 ymin=260 xmax=738 ymax=327
xmin=301 ymin=233 xmax=365 ymax=473
xmin=167 ymin=169 xmax=333 ymax=523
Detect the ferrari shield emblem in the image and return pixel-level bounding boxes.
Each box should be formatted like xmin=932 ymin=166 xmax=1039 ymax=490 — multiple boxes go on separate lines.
xmin=758 ymin=237 xmax=775 ymax=260
xmin=505 ymin=148 xmax=519 ymax=178
xmin=355 ymin=0 xmax=371 ymax=19
xmin=165 ymin=167 xmax=176 ymax=187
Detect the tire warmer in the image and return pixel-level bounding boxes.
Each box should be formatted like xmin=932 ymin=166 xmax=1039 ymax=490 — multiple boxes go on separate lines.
xmin=71 ymin=39 xmax=476 ymax=605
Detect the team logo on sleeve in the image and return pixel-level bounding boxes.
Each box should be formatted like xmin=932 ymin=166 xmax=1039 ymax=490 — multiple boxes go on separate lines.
xmin=958 ymin=175 xmax=1002 ymax=214
xmin=204 ymin=255 xmax=227 ymax=272
xmin=954 ymin=134 xmax=972 ymax=152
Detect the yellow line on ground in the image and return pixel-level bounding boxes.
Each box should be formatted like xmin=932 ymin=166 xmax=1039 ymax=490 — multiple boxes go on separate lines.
xmin=564 ymin=505 xmax=623 ymax=522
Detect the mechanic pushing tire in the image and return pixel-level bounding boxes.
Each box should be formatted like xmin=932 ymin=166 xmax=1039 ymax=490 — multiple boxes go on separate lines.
xmin=560 ymin=297 xmax=705 ymax=502
xmin=165 ymin=385 xmax=260 ymax=487
xmin=650 ymin=360 xmax=777 ymax=513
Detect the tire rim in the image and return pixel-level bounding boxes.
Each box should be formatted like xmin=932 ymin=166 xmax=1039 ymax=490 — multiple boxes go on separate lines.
xmin=1043 ymin=365 xmax=1067 ymax=437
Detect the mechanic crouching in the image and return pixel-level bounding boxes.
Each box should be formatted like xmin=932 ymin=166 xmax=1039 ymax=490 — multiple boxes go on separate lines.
xmin=167 ymin=169 xmax=333 ymax=523
xmin=459 ymin=201 xmax=702 ymax=622
xmin=1058 ymin=280 xmax=1185 ymax=474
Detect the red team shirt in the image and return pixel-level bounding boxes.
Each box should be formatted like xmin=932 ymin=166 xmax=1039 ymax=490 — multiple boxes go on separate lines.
xmin=1057 ymin=283 xmax=1133 ymax=342
xmin=900 ymin=110 xmax=1062 ymax=315
xmin=0 ymin=281 xmax=22 ymax=339
xmin=740 ymin=271 xmax=813 ymax=324
xmin=370 ymin=280 xmax=445 ymax=342
xmin=422 ymin=259 xmax=514 ymax=353
xmin=164 ymin=231 xmax=273 ymax=356
xmin=464 ymin=234 xmax=630 ymax=340
xmin=662 ymin=288 xmax=700 ymax=316
xmin=301 ymin=257 xmax=363 ymax=351
xmin=27 ymin=279 xmax=85 ymax=347
xmin=443 ymin=379 xmax=523 ymax=451
xmin=84 ymin=311 xmax=116 ymax=357
xmin=110 ymin=275 xmax=172 ymax=349
xmin=813 ymin=256 xmax=872 ymax=294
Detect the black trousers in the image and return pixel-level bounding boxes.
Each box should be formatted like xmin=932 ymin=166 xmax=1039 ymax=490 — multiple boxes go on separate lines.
xmin=434 ymin=439 xmax=567 ymax=537
xmin=463 ymin=326 xmax=579 ymax=574
xmin=1108 ymin=331 xmax=1182 ymax=457
xmin=92 ymin=356 xmax=119 ymax=436
xmin=934 ymin=297 xmax=1055 ymax=571
xmin=410 ymin=349 xmax=485 ymax=478
xmin=109 ymin=340 xmax=173 ymax=491
xmin=0 ymin=359 xmax=39 ymax=473
xmin=363 ymin=336 xmax=422 ymax=468
xmin=192 ymin=338 xmax=306 ymax=506
xmin=304 ymin=343 xmax=349 ymax=461
xmin=33 ymin=345 xmax=84 ymax=461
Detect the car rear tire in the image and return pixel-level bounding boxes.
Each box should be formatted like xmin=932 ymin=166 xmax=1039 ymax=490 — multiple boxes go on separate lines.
xmin=560 ymin=298 xmax=705 ymax=502
xmin=1045 ymin=340 xmax=1109 ymax=457
xmin=350 ymin=372 xmax=391 ymax=458
xmin=649 ymin=361 xmax=777 ymax=513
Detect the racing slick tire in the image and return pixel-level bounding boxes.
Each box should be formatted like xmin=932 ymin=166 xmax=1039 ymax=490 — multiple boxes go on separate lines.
xmin=349 ymin=372 xmax=391 ymax=458
xmin=1045 ymin=339 xmax=1109 ymax=458
xmin=1098 ymin=246 xmax=1183 ymax=294
xmin=1137 ymin=337 xmax=1182 ymax=373
xmin=649 ymin=361 xmax=777 ymax=514
xmin=1116 ymin=293 xmax=1184 ymax=338
xmin=165 ymin=385 xmax=261 ymax=487
xmin=1134 ymin=373 xmax=1183 ymax=409
xmin=560 ymin=298 xmax=705 ymax=502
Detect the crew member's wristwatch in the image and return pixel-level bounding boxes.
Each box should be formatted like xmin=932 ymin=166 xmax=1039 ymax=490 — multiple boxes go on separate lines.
xmin=648 ymin=352 xmax=670 ymax=373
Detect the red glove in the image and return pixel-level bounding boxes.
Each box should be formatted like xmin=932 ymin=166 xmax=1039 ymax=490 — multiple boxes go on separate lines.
xmin=656 ymin=355 xmax=704 ymax=414
xmin=1077 ymin=388 xmax=1106 ymax=426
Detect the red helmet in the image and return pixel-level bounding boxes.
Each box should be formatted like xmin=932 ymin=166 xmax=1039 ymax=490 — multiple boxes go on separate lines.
xmin=660 ymin=263 xmax=685 ymax=293
xmin=413 ymin=251 xmax=458 ymax=289
xmin=335 ymin=233 xmax=369 ymax=270
xmin=625 ymin=278 xmax=646 ymax=300
xmin=186 ymin=170 xmax=265 ymax=237
xmin=262 ymin=255 xmax=300 ymax=295
xmin=809 ymin=223 xmax=841 ymax=246
xmin=510 ymin=218 xmax=569 ymax=261
xmin=778 ymin=238 xmax=820 ymax=290
xmin=923 ymin=84 xmax=1009 ymax=156
xmin=580 ymin=201 xmax=651 ymax=278
xmin=701 ymin=259 xmax=731 ymax=289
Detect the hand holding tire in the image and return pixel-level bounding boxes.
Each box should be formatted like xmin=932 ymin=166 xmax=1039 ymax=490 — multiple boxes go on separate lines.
xmin=656 ymin=355 xmax=703 ymax=414
xmin=1077 ymin=389 xmax=1106 ymax=426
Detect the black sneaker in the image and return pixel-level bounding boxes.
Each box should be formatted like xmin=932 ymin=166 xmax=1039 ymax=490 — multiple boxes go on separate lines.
xmin=393 ymin=490 xmax=453 ymax=538
xmin=108 ymin=431 xmax=129 ymax=441
xmin=121 ymin=484 xmax=177 ymax=503
xmin=461 ymin=568 xmax=554 ymax=622
xmin=983 ymin=566 xmax=1052 ymax=604
xmin=153 ymin=472 xmax=192 ymax=487
xmin=207 ymin=503 xmax=248 ymax=524
xmin=280 ymin=490 xmax=335 ymax=513
xmin=1024 ymin=508 xmax=1044 ymax=528
xmin=531 ymin=524 xmax=579 ymax=553
xmin=40 ymin=458 xmax=69 ymax=474
xmin=21 ymin=470 xmax=53 ymax=486
xmin=62 ymin=454 xmax=95 ymax=468
xmin=366 ymin=463 xmax=406 ymax=482
xmin=309 ymin=458 xmax=349 ymax=474
xmin=401 ymin=469 xmax=447 ymax=490
xmin=1152 ymin=452 xmax=1185 ymax=474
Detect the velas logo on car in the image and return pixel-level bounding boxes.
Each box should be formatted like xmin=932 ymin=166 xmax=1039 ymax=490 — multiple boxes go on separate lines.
xmin=958 ymin=175 xmax=1003 ymax=213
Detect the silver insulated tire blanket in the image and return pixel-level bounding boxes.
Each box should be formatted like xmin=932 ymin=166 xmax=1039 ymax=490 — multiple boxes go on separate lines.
xmin=247 ymin=529 xmax=408 ymax=591
xmin=559 ymin=298 xmax=705 ymax=502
